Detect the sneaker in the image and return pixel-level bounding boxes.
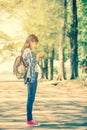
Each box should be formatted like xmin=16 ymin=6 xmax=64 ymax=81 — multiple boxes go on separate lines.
xmin=27 ymin=120 xmax=40 ymax=126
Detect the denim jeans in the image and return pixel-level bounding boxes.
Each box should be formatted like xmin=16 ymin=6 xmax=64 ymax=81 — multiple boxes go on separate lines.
xmin=26 ymin=72 xmax=38 ymax=121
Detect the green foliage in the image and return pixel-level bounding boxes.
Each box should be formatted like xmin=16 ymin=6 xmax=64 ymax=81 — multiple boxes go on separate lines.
xmin=21 ymin=0 xmax=65 ymax=61
xmin=77 ymin=0 xmax=87 ymax=59
xmin=65 ymin=0 xmax=87 ymax=61
xmin=0 ymin=0 xmax=23 ymax=14
xmin=77 ymin=0 xmax=87 ymax=42
xmin=54 ymin=67 xmax=58 ymax=74
xmin=0 ymin=0 xmax=86 ymax=66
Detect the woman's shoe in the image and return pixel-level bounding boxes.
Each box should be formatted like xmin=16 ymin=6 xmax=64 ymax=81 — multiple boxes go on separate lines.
xmin=27 ymin=120 xmax=40 ymax=126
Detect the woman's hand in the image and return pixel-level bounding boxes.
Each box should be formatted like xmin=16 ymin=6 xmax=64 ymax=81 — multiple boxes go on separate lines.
xmin=27 ymin=77 xmax=31 ymax=82
xmin=36 ymin=52 xmax=45 ymax=60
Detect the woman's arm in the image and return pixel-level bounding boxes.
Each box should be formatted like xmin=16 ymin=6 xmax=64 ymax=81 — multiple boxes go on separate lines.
xmin=22 ymin=48 xmax=32 ymax=80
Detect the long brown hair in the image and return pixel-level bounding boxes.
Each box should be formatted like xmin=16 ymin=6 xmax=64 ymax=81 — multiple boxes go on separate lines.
xmin=21 ymin=34 xmax=39 ymax=54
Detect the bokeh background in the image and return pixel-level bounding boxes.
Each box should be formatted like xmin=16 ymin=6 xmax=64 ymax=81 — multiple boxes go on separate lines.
xmin=0 ymin=1 xmax=87 ymax=130
xmin=0 ymin=0 xmax=87 ymax=80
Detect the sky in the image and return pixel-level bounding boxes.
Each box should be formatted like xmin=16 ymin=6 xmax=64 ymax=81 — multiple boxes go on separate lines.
xmin=0 ymin=11 xmax=25 ymax=39
xmin=0 ymin=10 xmax=25 ymax=74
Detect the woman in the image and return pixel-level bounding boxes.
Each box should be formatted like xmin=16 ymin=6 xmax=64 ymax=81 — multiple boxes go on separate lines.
xmin=21 ymin=34 xmax=45 ymax=126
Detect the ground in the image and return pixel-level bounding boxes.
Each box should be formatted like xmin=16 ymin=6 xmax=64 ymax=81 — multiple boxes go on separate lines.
xmin=0 ymin=77 xmax=87 ymax=130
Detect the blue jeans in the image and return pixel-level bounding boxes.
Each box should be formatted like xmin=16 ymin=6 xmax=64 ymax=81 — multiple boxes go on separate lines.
xmin=26 ymin=72 xmax=38 ymax=121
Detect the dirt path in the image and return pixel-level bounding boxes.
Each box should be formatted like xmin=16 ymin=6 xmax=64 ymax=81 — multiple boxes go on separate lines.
xmin=0 ymin=80 xmax=87 ymax=130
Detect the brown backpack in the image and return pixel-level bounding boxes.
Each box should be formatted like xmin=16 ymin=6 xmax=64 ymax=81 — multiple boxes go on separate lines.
xmin=13 ymin=56 xmax=27 ymax=79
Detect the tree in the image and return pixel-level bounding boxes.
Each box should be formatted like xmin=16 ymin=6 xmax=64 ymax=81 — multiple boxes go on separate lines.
xmin=50 ymin=47 xmax=55 ymax=80
xmin=69 ymin=0 xmax=78 ymax=79
xmin=57 ymin=0 xmax=67 ymax=80
xmin=1 ymin=0 xmax=86 ymax=79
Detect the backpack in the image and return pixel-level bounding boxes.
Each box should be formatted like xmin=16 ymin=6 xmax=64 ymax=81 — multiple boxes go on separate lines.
xmin=13 ymin=56 xmax=27 ymax=79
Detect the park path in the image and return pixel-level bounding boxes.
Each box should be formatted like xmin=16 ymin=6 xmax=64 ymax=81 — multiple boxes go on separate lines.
xmin=0 ymin=80 xmax=87 ymax=130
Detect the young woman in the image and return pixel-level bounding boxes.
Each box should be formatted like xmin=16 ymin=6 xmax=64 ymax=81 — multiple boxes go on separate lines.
xmin=21 ymin=34 xmax=45 ymax=126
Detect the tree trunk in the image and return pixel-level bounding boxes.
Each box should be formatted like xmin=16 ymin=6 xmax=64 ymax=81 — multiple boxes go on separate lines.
xmin=44 ymin=57 xmax=48 ymax=79
xmin=40 ymin=59 xmax=45 ymax=79
xmin=50 ymin=48 xmax=55 ymax=80
xmin=70 ymin=0 xmax=78 ymax=79
xmin=57 ymin=0 xmax=67 ymax=80
xmin=57 ymin=25 xmax=65 ymax=80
